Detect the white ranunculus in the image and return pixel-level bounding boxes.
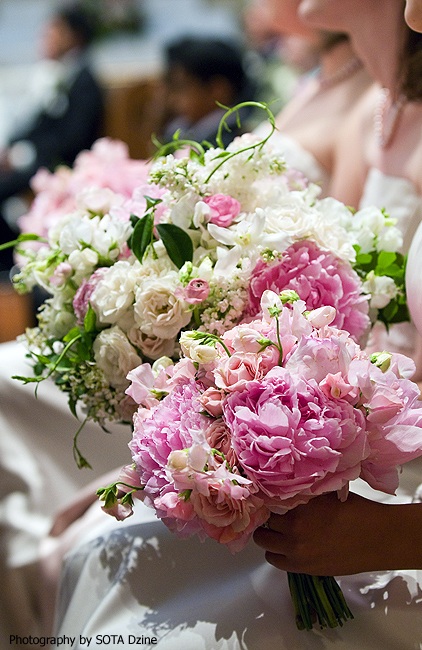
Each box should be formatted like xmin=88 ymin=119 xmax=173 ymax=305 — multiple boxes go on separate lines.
xmin=134 ymin=272 xmax=191 ymax=339
xmin=90 ymin=260 xmax=137 ymax=325
xmin=93 ymin=326 xmax=142 ymax=389
xmin=362 ymin=271 xmax=398 ymax=309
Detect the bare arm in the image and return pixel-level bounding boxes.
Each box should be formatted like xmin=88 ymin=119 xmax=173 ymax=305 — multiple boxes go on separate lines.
xmin=253 ymin=492 xmax=422 ymax=576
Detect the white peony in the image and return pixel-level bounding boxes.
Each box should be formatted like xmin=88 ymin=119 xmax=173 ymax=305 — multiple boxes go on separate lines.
xmin=93 ymin=326 xmax=142 ymax=389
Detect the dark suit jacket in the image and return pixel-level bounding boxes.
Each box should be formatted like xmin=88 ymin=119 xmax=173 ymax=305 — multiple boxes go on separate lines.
xmin=0 ymin=62 xmax=104 ymax=203
xmin=0 ymin=61 xmax=104 ymax=269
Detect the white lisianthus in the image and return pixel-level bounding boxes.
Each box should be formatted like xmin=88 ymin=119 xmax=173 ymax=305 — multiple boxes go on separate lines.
xmin=134 ymin=271 xmax=191 ymax=339
xmin=362 ymin=271 xmax=398 ymax=309
xmin=90 ymin=260 xmax=137 ymax=325
xmin=93 ymin=326 xmax=142 ymax=389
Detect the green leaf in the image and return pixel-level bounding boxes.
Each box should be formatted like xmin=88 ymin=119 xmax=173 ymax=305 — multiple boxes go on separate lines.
xmin=130 ymin=212 xmax=154 ymax=262
xmin=156 ymin=223 xmax=193 ymax=268
xmin=84 ymin=304 xmax=97 ymax=333
xmin=63 ymin=327 xmax=81 ymax=343
xmin=376 ymin=251 xmax=396 ymax=270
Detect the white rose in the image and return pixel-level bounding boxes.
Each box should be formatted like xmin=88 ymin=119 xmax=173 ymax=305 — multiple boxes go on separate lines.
xmin=93 ymin=326 xmax=142 ymax=389
xmin=362 ymin=272 xmax=398 ymax=309
xmin=91 ymin=261 xmax=137 ymax=326
xmin=134 ymin=272 xmax=191 ymax=339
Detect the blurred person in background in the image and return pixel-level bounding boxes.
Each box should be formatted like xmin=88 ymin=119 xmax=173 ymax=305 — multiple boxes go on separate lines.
xmin=297 ymin=0 xmax=422 ymax=378
xmin=0 ymin=2 xmax=104 ymax=273
xmin=158 ymin=35 xmax=258 ymax=149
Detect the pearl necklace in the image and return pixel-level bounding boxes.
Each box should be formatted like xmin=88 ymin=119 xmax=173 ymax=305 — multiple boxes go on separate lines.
xmin=374 ymin=87 xmax=406 ymax=149
xmin=318 ymin=56 xmax=363 ymax=90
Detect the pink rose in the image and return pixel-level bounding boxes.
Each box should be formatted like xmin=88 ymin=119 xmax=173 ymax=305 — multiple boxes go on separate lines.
xmin=199 ymin=387 xmax=225 ymax=417
xmin=204 ymin=194 xmax=241 ymax=227
xmin=205 ymin=418 xmax=238 ymax=466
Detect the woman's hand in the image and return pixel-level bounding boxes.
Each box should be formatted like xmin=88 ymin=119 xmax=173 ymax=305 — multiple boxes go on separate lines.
xmin=253 ymin=492 xmax=422 ymax=576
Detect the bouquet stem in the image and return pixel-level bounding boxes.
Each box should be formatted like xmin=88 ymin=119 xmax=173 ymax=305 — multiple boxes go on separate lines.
xmin=287 ymin=573 xmax=354 ymax=630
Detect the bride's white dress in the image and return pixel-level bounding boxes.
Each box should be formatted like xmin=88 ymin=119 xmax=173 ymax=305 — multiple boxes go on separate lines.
xmin=49 ymin=171 xmax=422 ymax=649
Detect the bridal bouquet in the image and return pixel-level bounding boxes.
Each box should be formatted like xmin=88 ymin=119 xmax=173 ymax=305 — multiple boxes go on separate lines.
xmin=98 ymin=289 xmax=422 ymax=630
xmin=8 ymin=104 xmax=407 ymax=465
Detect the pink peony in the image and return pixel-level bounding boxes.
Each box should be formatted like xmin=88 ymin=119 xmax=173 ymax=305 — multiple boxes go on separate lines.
xmin=204 ymin=194 xmax=241 ymax=227
xmin=246 ymin=241 xmax=370 ymax=343
xmin=223 ymin=366 xmax=369 ymax=512
xmin=129 ymin=380 xmax=209 ymax=505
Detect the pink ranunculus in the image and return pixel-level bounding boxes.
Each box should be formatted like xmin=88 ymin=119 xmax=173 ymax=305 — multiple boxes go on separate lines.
xmin=72 ymin=267 xmax=108 ymax=324
xmin=204 ymin=194 xmax=241 ymax=227
xmin=176 ymin=278 xmax=210 ymax=304
xmin=246 ymin=240 xmax=370 ymax=343
xmin=223 ymin=366 xmax=369 ymax=512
